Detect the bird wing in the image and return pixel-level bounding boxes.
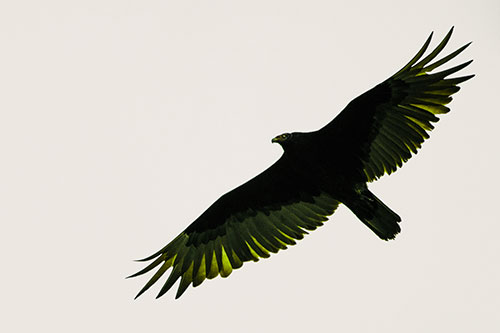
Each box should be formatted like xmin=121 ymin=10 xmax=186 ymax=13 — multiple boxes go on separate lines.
xmin=318 ymin=27 xmax=474 ymax=182
xmin=129 ymin=156 xmax=340 ymax=299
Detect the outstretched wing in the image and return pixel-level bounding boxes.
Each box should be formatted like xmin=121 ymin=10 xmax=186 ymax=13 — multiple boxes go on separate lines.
xmin=129 ymin=156 xmax=340 ymax=299
xmin=319 ymin=27 xmax=474 ymax=182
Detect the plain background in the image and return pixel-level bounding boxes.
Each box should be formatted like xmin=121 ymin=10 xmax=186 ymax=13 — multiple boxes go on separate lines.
xmin=1 ymin=1 xmax=499 ymax=332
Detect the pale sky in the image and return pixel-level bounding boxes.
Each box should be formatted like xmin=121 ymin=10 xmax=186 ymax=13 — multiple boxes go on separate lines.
xmin=1 ymin=1 xmax=499 ymax=332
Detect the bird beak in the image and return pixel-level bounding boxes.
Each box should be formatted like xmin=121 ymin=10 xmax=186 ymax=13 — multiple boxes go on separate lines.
xmin=271 ymin=137 xmax=279 ymax=143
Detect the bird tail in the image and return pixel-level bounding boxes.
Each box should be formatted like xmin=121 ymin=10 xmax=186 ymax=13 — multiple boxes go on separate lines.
xmin=344 ymin=189 xmax=401 ymax=240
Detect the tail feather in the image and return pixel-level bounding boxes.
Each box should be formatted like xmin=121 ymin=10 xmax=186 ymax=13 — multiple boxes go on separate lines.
xmin=345 ymin=189 xmax=401 ymax=240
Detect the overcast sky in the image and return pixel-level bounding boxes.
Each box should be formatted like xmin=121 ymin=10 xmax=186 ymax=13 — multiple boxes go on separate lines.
xmin=1 ymin=1 xmax=499 ymax=332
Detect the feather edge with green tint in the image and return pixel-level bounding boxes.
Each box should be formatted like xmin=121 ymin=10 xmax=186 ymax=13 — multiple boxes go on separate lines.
xmin=131 ymin=193 xmax=338 ymax=298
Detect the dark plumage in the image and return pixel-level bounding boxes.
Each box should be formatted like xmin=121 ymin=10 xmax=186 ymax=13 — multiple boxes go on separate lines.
xmin=129 ymin=28 xmax=473 ymax=299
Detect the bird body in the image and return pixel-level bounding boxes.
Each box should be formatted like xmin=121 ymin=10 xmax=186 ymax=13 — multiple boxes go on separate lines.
xmin=130 ymin=28 xmax=473 ymax=299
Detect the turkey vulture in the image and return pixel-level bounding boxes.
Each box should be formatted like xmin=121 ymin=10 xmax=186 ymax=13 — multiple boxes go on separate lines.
xmin=129 ymin=27 xmax=473 ymax=299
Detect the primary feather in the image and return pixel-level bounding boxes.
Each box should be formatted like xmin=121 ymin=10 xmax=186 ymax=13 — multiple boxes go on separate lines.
xmin=129 ymin=27 xmax=473 ymax=299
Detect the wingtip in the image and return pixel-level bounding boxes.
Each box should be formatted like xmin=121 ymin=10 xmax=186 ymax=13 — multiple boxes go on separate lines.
xmin=462 ymin=73 xmax=476 ymax=82
xmin=134 ymin=244 xmax=171 ymax=262
xmin=134 ymin=284 xmax=151 ymax=299
xmin=427 ymin=31 xmax=434 ymax=43
xmin=156 ymin=284 xmax=170 ymax=299
xmin=463 ymin=59 xmax=474 ymax=67
xmin=126 ymin=272 xmax=140 ymax=279
xmin=134 ymin=255 xmax=157 ymax=262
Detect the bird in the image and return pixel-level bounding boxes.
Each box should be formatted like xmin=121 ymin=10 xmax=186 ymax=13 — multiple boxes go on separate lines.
xmin=129 ymin=27 xmax=473 ymax=299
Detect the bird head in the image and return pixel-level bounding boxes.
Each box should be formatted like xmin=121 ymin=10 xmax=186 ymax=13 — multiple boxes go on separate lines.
xmin=271 ymin=133 xmax=292 ymax=146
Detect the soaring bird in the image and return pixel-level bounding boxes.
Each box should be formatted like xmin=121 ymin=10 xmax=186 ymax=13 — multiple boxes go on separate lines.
xmin=129 ymin=28 xmax=473 ymax=299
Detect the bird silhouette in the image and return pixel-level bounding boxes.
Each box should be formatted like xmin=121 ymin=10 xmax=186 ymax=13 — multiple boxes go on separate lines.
xmin=129 ymin=27 xmax=473 ymax=299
